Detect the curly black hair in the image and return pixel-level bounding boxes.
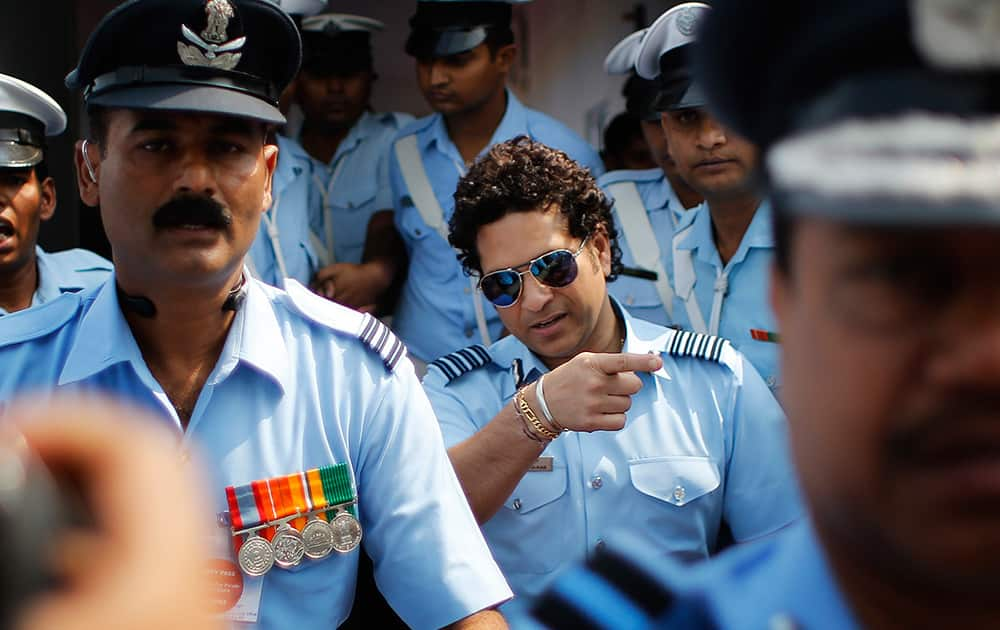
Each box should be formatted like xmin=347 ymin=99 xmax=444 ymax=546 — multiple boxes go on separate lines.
xmin=450 ymin=136 xmax=623 ymax=280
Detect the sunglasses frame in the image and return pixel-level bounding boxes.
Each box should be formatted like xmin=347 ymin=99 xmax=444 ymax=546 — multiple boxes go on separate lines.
xmin=478 ymin=236 xmax=590 ymax=309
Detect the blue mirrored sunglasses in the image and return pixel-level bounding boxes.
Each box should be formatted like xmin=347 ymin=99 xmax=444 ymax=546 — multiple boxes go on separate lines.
xmin=478 ymin=237 xmax=589 ymax=308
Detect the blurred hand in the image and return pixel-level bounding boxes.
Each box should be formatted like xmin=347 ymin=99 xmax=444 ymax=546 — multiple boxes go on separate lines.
xmin=311 ymin=260 xmax=392 ymax=311
xmin=529 ymin=353 xmax=662 ymax=433
xmin=10 ymin=397 xmax=220 ymax=630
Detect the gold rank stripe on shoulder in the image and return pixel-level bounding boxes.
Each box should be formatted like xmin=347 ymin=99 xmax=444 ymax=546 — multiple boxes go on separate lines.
xmin=665 ymin=329 xmax=730 ymax=362
xmin=430 ymin=345 xmax=491 ymax=382
xmin=359 ymin=314 xmax=406 ymax=371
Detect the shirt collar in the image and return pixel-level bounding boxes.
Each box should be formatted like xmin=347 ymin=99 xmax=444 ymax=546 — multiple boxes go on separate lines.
xmin=58 ymin=275 xmax=290 ymax=396
xmin=331 ymin=111 xmax=377 ymax=164
xmin=34 ymin=247 xmax=89 ymax=305
xmin=423 ymin=89 xmax=529 ymax=166
xmin=677 ymin=200 xmax=775 ymax=267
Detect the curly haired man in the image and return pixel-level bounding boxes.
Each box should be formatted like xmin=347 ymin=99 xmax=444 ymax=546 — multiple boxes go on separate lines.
xmin=422 ymin=136 xmax=802 ymax=603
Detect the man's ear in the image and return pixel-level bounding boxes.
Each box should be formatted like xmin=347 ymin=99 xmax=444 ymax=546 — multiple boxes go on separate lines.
xmin=260 ymin=142 xmax=279 ymax=214
xmin=495 ymin=43 xmax=517 ymax=74
xmin=74 ymin=140 xmax=100 ymax=207
xmin=592 ymin=224 xmax=613 ymax=277
xmin=37 ymin=174 xmax=57 ymax=222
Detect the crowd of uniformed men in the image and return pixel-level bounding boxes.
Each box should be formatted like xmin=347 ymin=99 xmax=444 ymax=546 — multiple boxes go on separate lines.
xmin=3 ymin=0 xmax=1000 ymax=628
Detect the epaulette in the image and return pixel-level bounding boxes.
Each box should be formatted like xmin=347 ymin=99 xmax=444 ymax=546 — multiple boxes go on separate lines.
xmin=664 ymin=329 xmax=731 ymax=363
xmin=428 ymin=345 xmax=491 ymax=384
xmin=0 ymin=291 xmax=82 ymax=347
xmin=598 ymin=167 xmax=663 ymax=187
xmin=282 ymin=281 xmax=406 ymax=372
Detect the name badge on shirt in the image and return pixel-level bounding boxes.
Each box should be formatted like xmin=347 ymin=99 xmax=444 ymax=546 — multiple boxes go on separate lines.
xmin=529 ymin=456 xmax=554 ymax=472
xmin=206 ymin=534 xmax=265 ymax=623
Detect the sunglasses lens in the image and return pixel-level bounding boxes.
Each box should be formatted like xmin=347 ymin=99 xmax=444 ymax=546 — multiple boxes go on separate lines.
xmin=532 ymin=250 xmax=578 ymax=288
xmin=480 ymin=271 xmax=521 ymax=307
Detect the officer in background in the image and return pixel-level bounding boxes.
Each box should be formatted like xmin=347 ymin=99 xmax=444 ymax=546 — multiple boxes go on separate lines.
xmin=0 ymin=1 xmax=512 ymax=627
xmin=423 ymin=136 xmax=799 ymax=602
xmin=389 ymin=0 xmax=604 ymax=371
xmin=286 ymin=12 xmax=414 ymax=313
xmin=635 ymin=5 xmax=781 ymax=392
xmin=244 ymin=0 xmax=325 ymax=288
xmin=598 ymin=13 xmax=706 ymax=328
xmin=0 ymin=74 xmax=111 ymax=316
xmin=599 ymin=111 xmax=654 ymax=172
xmin=530 ymin=0 xmax=1000 ymax=627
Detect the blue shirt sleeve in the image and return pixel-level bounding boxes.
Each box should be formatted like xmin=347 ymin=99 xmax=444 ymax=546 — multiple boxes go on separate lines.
xmin=722 ymin=355 xmax=803 ymax=540
xmin=351 ymin=359 xmax=512 ymax=627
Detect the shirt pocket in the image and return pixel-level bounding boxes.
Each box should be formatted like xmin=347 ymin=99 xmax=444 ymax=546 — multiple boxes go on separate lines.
xmin=628 ymin=455 xmax=720 ymax=507
xmin=331 ymin=178 xmax=376 ymax=213
xmin=502 ymin=463 xmax=568 ymax=514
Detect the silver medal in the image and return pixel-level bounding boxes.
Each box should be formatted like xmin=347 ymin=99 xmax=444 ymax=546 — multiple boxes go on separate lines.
xmin=272 ymin=524 xmax=306 ymax=569
xmin=330 ymin=511 xmax=363 ymax=553
xmin=238 ymin=533 xmax=274 ymax=577
xmin=302 ymin=518 xmax=336 ymax=559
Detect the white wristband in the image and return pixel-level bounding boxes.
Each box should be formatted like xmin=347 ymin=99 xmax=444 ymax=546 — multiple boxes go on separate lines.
xmin=535 ymin=374 xmax=556 ymax=425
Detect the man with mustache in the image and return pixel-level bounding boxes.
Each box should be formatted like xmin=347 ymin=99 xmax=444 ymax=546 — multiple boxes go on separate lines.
xmin=281 ymin=10 xmax=414 ymax=314
xmin=0 ymin=1 xmax=511 ymax=628
xmin=388 ymin=0 xmax=604 ymax=371
xmin=529 ymin=0 xmax=1000 ymax=627
xmin=598 ymin=8 xmax=705 ymax=328
xmin=0 ymin=74 xmax=111 ymax=316
xmin=635 ymin=5 xmax=781 ymax=394
xmin=423 ymin=136 xmax=799 ymax=603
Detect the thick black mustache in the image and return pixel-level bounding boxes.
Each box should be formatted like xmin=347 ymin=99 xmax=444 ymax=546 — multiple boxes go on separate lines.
xmin=152 ymin=195 xmax=232 ymax=230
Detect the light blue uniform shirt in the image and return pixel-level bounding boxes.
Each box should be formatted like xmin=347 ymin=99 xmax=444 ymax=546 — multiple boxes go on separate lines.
xmin=670 ymin=201 xmax=781 ymax=392
xmin=0 ymin=246 xmax=111 ymax=316
xmin=0 ymin=276 xmax=512 ymax=629
xmin=599 ymin=168 xmax=682 ymax=327
xmin=306 ymin=111 xmax=414 ymax=265
xmin=246 ymin=135 xmax=322 ymax=287
xmin=658 ymin=519 xmax=860 ymax=629
xmin=423 ymin=301 xmax=800 ymax=599
xmin=389 ymin=90 xmax=605 ymax=363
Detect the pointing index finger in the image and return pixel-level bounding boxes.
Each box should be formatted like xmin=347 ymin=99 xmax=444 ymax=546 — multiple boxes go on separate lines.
xmin=593 ymin=352 xmax=662 ymax=374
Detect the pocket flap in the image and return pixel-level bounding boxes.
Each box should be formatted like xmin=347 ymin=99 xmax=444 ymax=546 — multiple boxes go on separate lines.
xmin=629 ymin=456 xmax=720 ymax=507
xmin=503 ymin=462 xmax=568 ymax=514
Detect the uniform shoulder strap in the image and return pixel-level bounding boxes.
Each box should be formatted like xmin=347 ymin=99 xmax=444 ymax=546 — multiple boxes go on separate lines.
xmin=0 ymin=291 xmax=82 ymax=347
xmin=428 ymin=345 xmax=492 ymax=384
xmin=663 ymin=328 xmax=731 ymax=363
xmin=283 ymin=280 xmax=407 ymax=372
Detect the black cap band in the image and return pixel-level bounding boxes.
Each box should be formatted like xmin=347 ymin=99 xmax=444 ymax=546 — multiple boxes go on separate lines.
xmin=87 ymin=65 xmax=280 ymax=105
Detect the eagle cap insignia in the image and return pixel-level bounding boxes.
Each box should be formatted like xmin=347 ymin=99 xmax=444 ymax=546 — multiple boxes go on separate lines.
xmin=912 ymin=0 xmax=1000 ymax=69
xmin=676 ymin=8 xmax=701 ymax=37
xmin=177 ymin=0 xmax=246 ymax=71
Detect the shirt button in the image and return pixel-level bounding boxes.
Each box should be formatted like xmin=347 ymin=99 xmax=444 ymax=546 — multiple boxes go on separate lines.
xmin=513 ymin=499 xmax=522 ymax=511
xmin=464 ymin=328 xmax=475 ymax=338
xmin=766 ymin=376 xmax=778 ymax=388
xmin=626 ymin=295 xmax=635 ymax=306
xmin=590 ymin=476 xmax=603 ymax=489
xmin=673 ymin=485 xmax=686 ymax=503
xmin=414 ymin=228 xmax=423 ymax=236
xmin=595 ymin=538 xmax=606 ymax=550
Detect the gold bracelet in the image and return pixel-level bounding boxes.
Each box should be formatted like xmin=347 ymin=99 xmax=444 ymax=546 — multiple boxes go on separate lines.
xmin=515 ymin=388 xmax=561 ymax=442
xmin=513 ymin=390 xmax=550 ymax=443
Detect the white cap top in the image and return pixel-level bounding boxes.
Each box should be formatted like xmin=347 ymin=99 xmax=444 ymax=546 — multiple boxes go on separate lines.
xmin=301 ymin=13 xmax=385 ymax=34
xmin=0 ymin=74 xmax=66 ymax=136
xmin=271 ymin=0 xmax=326 ymax=17
xmin=635 ymin=2 xmax=710 ymax=80
xmin=604 ymin=29 xmax=647 ymax=76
